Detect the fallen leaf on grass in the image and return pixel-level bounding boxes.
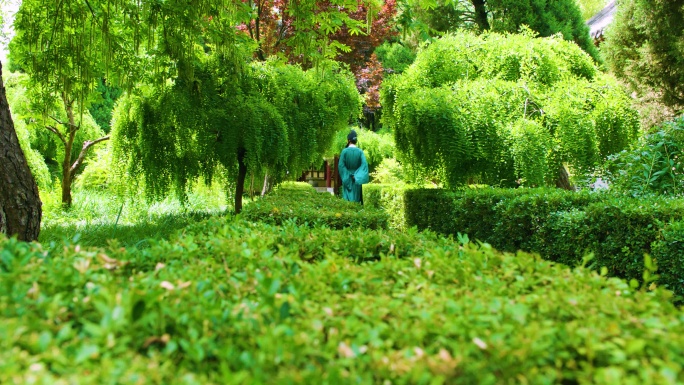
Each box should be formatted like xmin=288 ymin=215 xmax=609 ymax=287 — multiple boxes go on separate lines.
xmin=338 ymin=342 xmax=354 ymax=358
xmin=473 ymin=337 xmax=487 ymax=350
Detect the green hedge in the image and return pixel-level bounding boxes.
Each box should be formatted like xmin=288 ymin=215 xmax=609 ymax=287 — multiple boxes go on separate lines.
xmin=242 ymin=182 xmax=388 ymax=229
xmin=2 ymin=219 xmax=684 ymax=383
xmin=363 ymin=184 xmax=407 ymax=230
xmin=652 ymin=220 xmax=684 ymax=294
xmin=405 ymin=188 xmax=684 ymax=297
xmin=542 ymin=197 xmax=684 ymax=284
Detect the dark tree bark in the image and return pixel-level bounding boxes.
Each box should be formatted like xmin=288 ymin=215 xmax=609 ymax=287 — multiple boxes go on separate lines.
xmin=0 ymin=61 xmax=42 ymax=241
xmin=235 ymin=150 xmax=248 ymax=214
xmin=471 ymin=0 xmax=490 ymax=31
xmin=555 ymin=164 xmax=574 ymax=191
xmin=61 ymin=97 xmax=76 ymax=207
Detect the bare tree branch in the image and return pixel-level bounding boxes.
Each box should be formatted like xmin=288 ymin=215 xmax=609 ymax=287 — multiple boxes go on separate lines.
xmin=48 ymin=115 xmax=69 ymax=127
xmin=70 ymin=135 xmax=110 ymax=174
xmin=45 ymin=125 xmax=67 ymax=145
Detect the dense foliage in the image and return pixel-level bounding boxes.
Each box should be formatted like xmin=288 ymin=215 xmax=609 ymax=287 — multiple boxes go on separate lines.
xmin=606 ymin=117 xmax=684 ymax=197
xmin=577 ymin=0 xmax=610 ymax=20
xmin=5 ymin=72 xmax=104 ymax=187
xmin=242 ymin=182 xmax=388 ymax=229
xmin=404 ymin=188 xmax=684 ymax=298
xmin=3 ymin=215 xmax=684 ymax=383
xmin=382 ymin=31 xmax=639 ymax=188
xmin=398 ymin=0 xmax=598 ymax=61
xmin=111 ymin=60 xmax=360 ymax=212
xmin=374 ymin=42 xmax=416 ymax=74
xmin=603 ymin=0 xmax=684 ymax=111
xmin=364 ymin=183 xmax=407 ymax=230
xmin=88 ymin=79 xmax=123 ymax=133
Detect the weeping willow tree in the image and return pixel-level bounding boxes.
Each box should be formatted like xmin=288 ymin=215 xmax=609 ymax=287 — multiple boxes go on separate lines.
xmin=8 ymin=0 xmax=377 ymax=215
xmin=111 ymin=59 xmax=360 ymax=213
xmin=381 ymin=31 xmax=639 ymax=188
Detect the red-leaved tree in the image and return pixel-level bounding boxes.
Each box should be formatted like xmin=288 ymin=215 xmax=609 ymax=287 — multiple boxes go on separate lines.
xmin=237 ymin=0 xmax=397 ymax=69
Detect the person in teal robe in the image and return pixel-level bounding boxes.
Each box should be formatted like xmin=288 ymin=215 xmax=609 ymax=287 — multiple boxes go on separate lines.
xmin=338 ymin=130 xmax=369 ymax=203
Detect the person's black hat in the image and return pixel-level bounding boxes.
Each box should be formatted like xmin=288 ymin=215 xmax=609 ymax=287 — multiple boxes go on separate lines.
xmin=347 ymin=130 xmax=357 ymax=142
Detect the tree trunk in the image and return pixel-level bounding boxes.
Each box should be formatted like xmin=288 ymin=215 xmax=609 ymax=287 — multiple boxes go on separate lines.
xmin=471 ymin=0 xmax=490 ymax=31
xmin=61 ymin=97 xmax=76 ymax=207
xmin=61 ymin=175 xmax=72 ymax=206
xmin=235 ymin=150 xmax=248 ymax=214
xmin=0 ymin=61 xmax=42 ymax=241
xmin=261 ymin=173 xmax=269 ymax=197
xmin=556 ymin=164 xmax=574 ymax=191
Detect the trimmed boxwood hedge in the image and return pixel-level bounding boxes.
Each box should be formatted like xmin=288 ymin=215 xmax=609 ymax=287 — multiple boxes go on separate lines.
xmin=405 ymin=188 xmax=684 ymax=298
xmin=363 ymin=184 xmax=407 ymax=230
xmin=242 ymin=182 xmax=388 ymax=229
xmin=652 ymin=220 xmax=684 ymax=294
xmin=2 ymin=218 xmax=684 ymax=383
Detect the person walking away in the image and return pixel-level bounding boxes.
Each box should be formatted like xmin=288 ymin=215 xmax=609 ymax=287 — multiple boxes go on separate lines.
xmin=338 ymin=130 xmax=369 ymax=203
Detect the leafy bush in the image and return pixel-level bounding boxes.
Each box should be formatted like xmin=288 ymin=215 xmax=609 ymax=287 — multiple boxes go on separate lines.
xmin=370 ymin=158 xmax=405 ymax=185
xmin=406 ymin=188 xmax=526 ymax=241
xmin=242 ymin=182 xmax=388 ymax=229
xmin=652 ymin=220 xmax=684 ymax=295
xmin=577 ymin=0 xmax=610 ymax=20
xmin=606 ymin=117 xmax=684 ymax=196
xmin=537 ymin=197 xmax=684 ymax=287
xmin=382 ymin=32 xmax=638 ymax=188
xmin=363 ymin=184 xmax=408 ymax=230
xmin=493 ymin=189 xmax=601 ymax=252
xmin=2 ymin=218 xmax=684 ymax=383
xmin=604 ymin=0 xmax=684 ymax=110
xmin=374 ymin=42 xmax=416 ymax=74
xmin=405 ymin=188 xmax=684 ymax=297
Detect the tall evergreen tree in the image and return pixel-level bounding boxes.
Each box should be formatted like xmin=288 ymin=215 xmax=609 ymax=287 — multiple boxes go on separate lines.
xmin=400 ymin=0 xmax=599 ymax=61
xmin=604 ymin=0 xmax=684 ymax=111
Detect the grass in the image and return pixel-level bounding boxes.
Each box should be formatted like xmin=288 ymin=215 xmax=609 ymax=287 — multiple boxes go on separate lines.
xmin=38 ymin=183 xmax=231 ymax=248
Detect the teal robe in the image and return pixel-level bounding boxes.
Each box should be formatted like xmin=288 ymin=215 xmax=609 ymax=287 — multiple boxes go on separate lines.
xmin=338 ymin=146 xmax=369 ymax=203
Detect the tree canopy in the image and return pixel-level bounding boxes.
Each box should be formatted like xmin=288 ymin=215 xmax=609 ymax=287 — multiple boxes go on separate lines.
xmin=381 ymin=31 xmax=638 ymax=188
xmin=9 ymin=0 xmax=377 ymax=211
xmin=398 ymin=0 xmax=599 ymax=61
xmin=112 ymin=59 xmax=360 ymax=213
xmin=603 ymin=0 xmax=684 ymax=112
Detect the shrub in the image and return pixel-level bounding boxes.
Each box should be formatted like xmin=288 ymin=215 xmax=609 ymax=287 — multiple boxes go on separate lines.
xmin=373 ymin=42 xmax=416 ymax=74
xmin=578 ymin=198 xmax=683 ymax=280
xmin=405 ymin=187 xmax=684 ymax=297
xmin=652 ymin=220 xmax=684 ymax=296
xmin=2 ymin=219 xmax=684 ymax=383
xmin=363 ymin=184 xmax=408 ymax=230
xmin=606 ymin=117 xmax=684 ymax=197
xmin=492 ymin=189 xmax=601 ymax=252
xmin=382 ymin=32 xmax=638 ymax=189
xmin=242 ymin=182 xmax=388 ymax=229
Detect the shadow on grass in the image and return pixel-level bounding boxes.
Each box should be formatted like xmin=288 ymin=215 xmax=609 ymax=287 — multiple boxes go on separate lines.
xmin=39 ymin=210 xmax=231 ymax=249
